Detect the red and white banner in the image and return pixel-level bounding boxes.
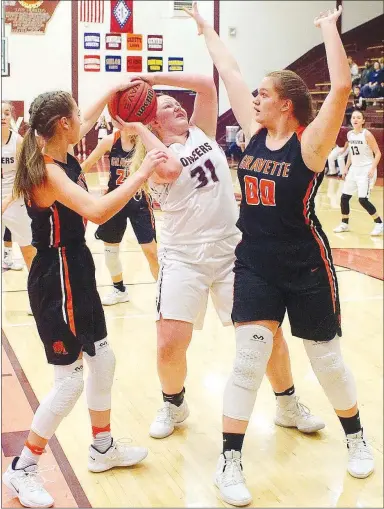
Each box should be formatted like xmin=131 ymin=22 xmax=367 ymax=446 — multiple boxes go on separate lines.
xmin=110 ymin=0 xmax=133 ymax=33
xmin=106 ymin=33 xmax=122 ymax=50
xmin=79 ymin=1 xmax=104 ymax=23
xmin=84 ymin=55 xmax=101 ymax=72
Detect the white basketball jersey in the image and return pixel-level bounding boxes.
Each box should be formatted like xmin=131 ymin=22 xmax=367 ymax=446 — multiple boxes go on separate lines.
xmin=347 ymin=129 xmax=374 ymax=167
xmin=150 ymin=126 xmax=239 ymax=246
xmin=1 ymin=130 xmax=21 ymax=199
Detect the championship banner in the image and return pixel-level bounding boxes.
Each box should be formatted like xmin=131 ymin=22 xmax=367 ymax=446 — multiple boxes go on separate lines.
xmin=127 ymin=33 xmax=142 ymax=51
xmin=84 ymin=32 xmax=100 ymax=50
xmin=84 ymin=55 xmax=100 ymax=72
xmin=110 ymin=0 xmax=133 ymax=34
xmin=106 ymin=33 xmax=122 ymax=50
xmin=127 ymin=55 xmax=142 ymax=72
xmin=168 ymin=57 xmax=184 ymax=72
xmin=147 ymin=35 xmax=163 ymax=52
xmin=147 ymin=56 xmax=163 ymax=73
xmin=4 ymin=0 xmax=60 ymax=34
xmin=106 ymin=55 xmax=122 ymax=72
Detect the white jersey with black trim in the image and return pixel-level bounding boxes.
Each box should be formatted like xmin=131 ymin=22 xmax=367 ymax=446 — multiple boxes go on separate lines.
xmin=1 ymin=130 xmax=21 ymax=199
xmin=150 ymin=126 xmax=239 ymax=246
xmin=347 ymin=129 xmax=374 ymax=167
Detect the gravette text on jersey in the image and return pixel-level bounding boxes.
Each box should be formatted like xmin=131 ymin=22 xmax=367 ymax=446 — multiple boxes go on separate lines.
xmin=180 ymin=142 xmax=213 ymax=167
xmin=239 ymin=155 xmax=291 ymax=178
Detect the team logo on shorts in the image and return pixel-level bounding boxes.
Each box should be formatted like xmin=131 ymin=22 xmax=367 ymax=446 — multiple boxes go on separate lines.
xmin=52 ymin=341 xmax=68 ymax=355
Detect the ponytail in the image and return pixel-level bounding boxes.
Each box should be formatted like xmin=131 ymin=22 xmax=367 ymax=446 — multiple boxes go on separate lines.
xmin=13 ymin=128 xmax=47 ymax=200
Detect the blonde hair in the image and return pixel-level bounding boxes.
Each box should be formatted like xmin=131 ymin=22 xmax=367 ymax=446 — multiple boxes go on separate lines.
xmin=128 ymin=125 xmax=160 ymax=194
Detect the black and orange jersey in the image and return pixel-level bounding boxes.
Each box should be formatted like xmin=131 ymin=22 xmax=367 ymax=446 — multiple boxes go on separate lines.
xmin=27 ymin=154 xmax=87 ymax=250
xmin=107 ymin=131 xmax=135 ymax=191
xmin=237 ymin=127 xmax=325 ymax=242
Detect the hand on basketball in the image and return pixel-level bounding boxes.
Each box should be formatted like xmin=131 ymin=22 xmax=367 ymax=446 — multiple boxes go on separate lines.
xmin=114 ymin=116 xmax=143 ymax=134
xmin=314 ymin=6 xmax=342 ymax=28
xmin=183 ymin=2 xmax=207 ymax=35
xmin=110 ymin=77 xmax=143 ymax=95
xmin=139 ymin=150 xmax=168 ymax=178
xmin=129 ymin=74 xmax=156 ymax=87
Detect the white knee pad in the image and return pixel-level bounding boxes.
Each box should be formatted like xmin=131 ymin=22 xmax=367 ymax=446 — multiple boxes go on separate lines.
xmin=304 ymin=336 xmax=357 ymax=410
xmin=104 ymin=245 xmax=122 ymax=278
xmin=31 ymin=359 xmax=84 ymax=439
xmin=84 ymin=338 xmax=116 ymax=411
xmin=223 ymin=325 xmax=273 ymax=421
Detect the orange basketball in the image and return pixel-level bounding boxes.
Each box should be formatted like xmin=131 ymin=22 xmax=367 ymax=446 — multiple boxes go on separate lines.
xmin=108 ymin=81 xmax=157 ymax=125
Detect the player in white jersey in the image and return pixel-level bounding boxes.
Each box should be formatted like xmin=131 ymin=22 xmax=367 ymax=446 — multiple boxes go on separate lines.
xmin=116 ymin=72 xmax=324 ymax=440
xmin=334 ymin=110 xmax=382 ymax=235
xmin=1 ymin=101 xmax=36 ymax=271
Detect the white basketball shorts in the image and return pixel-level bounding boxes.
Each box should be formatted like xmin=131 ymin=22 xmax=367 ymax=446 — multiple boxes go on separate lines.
xmin=342 ymin=165 xmax=376 ymax=198
xmin=2 ymin=197 xmax=32 ymax=247
xmin=156 ymin=234 xmax=240 ymax=330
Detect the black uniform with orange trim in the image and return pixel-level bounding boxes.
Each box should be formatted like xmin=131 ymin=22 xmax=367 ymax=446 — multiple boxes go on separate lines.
xmin=232 ymin=127 xmax=341 ymax=341
xmin=26 ymin=154 xmax=107 ymax=365
xmin=95 ymin=131 xmax=156 ymax=244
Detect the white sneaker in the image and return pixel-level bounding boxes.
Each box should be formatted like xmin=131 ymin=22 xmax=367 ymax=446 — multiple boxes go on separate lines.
xmin=275 ymin=396 xmax=325 ymax=433
xmin=88 ymin=439 xmax=148 ymax=473
xmin=333 ymin=223 xmax=350 ymax=233
xmin=101 ymin=287 xmax=130 ymax=306
xmin=370 ymin=223 xmax=383 ymax=236
xmin=149 ymin=400 xmax=189 ymax=439
xmin=346 ymin=429 xmax=374 ymax=479
xmin=2 ymin=458 xmax=54 ymax=508
xmin=214 ymin=450 xmax=252 ymax=507
xmin=2 ymin=257 xmax=23 ymax=270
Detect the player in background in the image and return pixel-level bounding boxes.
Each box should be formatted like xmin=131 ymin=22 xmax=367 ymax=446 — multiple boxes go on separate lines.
xmin=334 ymin=110 xmax=382 ymax=235
xmin=81 ymin=128 xmax=158 ymax=305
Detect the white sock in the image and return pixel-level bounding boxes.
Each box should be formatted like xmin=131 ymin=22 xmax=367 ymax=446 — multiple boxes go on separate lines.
xmin=16 ymin=446 xmax=42 ymax=469
xmin=93 ymin=431 xmax=112 ymax=453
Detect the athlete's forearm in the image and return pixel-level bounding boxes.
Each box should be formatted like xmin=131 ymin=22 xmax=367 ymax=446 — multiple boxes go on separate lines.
xmin=321 ymin=22 xmax=351 ymax=92
xmin=80 ymin=91 xmax=112 ymax=140
xmin=151 ymin=72 xmax=213 ymax=93
xmin=372 ymin=150 xmax=381 ymax=170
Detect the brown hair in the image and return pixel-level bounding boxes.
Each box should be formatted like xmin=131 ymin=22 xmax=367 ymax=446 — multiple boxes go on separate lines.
xmin=13 ymin=91 xmax=74 ymax=200
xmin=267 ymin=70 xmax=314 ymax=126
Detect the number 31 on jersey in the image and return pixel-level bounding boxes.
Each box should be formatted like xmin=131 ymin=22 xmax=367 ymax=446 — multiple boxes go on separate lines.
xmin=244 ymin=176 xmax=276 ymax=206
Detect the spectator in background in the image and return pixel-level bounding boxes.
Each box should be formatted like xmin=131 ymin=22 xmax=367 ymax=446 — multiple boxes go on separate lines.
xmin=235 ymin=128 xmax=245 ymax=152
xmin=379 ymin=57 xmax=384 ymax=70
xmin=359 ymin=61 xmax=373 ymax=87
xmin=345 ymin=85 xmax=366 ymax=125
xmin=348 ymin=56 xmax=360 ymax=85
xmin=360 ymin=61 xmax=384 ymax=98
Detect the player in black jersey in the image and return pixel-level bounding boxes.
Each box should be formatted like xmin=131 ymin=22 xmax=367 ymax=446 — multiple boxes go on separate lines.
xmin=82 ymin=129 xmax=158 ymax=306
xmin=2 ymin=89 xmax=168 ymax=508
xmin=187 ymin=3 xmax=373 ymax=505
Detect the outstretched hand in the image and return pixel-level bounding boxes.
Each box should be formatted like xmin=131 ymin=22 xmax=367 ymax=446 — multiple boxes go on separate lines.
xmin=314 ymin=6 xmax=342 ymax=28
xmin=114 ymin=116 xmax=144 ymax=134
xmin=183 ymin=1 xmax=207 ymax=35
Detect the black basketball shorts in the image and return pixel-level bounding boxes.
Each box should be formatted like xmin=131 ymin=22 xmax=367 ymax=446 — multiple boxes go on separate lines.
xmin=95 ymin=191 xmax=156 ymax=245
xmin=28 ymin=244 xmax=107 ymax=365
xmin=232 ymin=241 xmax=342 ymax=342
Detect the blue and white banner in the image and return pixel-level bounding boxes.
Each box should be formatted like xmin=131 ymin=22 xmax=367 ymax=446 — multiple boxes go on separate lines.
xmin=84 ymin=32 xmax=100 ymax=50
xmin=105 ymin=55 xmax=122 ymax=72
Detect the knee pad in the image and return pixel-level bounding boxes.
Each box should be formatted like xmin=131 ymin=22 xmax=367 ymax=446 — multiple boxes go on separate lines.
xmin=31 ymin=359 xmax=84 ymax=439
xmin=104 ymin=245 xmax=122 ymax=278
xmin=84 ymin=338 xmax=116 ymax=411
xmin=358 ymin=197 xmax=376 ymax=215
xmin=223 ymin=325 xmax=273 ymax=421
xmin=304 ymin=337 xmax=356 ymax=410
xmin=340 ymin=194 xmax=351 ymax=215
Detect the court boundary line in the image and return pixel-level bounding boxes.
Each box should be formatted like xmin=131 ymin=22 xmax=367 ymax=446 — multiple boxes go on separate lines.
xmin=1 ymin=330 xmax=92 ymax=508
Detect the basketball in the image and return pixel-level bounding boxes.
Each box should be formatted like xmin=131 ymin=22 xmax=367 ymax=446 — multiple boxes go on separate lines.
xmin=108 ymin=81 xmax=157 ymax=125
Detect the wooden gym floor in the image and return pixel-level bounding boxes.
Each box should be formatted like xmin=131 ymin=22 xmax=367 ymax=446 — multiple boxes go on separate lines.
xmin=2 ymin=166 xmax=383 ymax=508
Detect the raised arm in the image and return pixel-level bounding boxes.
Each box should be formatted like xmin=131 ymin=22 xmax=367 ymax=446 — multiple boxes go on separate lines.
xmin=366 ymin=130 xmax=381 ymax=178
xmin=184 ymin=2 xmax=260 ymax=141
xmin=301 ymin=7 xmax=352 ymax=173
xmin=81 ymin=135 xmax=113 ymax=173
xmin=33 ymin=151 xmax=167 ymax=224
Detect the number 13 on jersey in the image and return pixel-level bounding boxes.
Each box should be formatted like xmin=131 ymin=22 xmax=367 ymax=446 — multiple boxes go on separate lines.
xmin=244 ymin=176 xmax=276 ymax=206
